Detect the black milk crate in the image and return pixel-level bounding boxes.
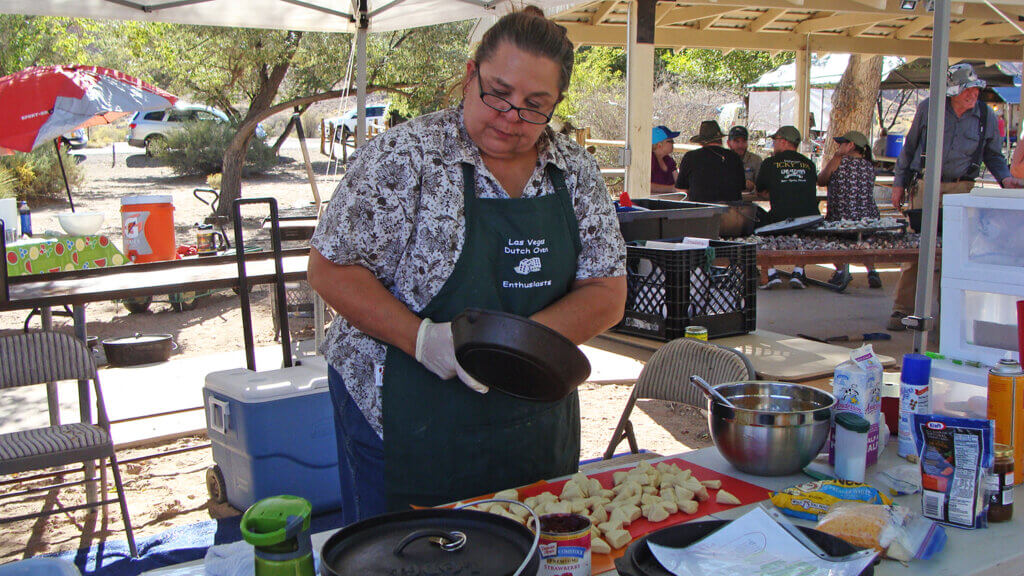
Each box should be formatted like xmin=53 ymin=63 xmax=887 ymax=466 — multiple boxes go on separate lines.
xmin=613 ymin=239 xmax=757 ymax=341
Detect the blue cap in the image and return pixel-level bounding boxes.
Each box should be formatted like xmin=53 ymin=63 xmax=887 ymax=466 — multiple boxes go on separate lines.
xmin=652 ymin=125 xmax=680 ymax=145
xmin=900 ymin=353 xmax=931 ymax=386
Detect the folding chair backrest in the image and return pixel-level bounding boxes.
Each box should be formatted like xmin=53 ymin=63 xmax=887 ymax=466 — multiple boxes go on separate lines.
xmin=634 ymin=338 xmax=754 ymax=408
xmin=0 ymin=332 xmax=97 ymax=389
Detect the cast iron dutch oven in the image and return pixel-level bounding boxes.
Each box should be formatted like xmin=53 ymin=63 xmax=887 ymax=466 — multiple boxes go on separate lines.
xmin=614 ymin=520 xmax=875 ymax=576
xmin=451 ymin=308 xmax=591 ymax=402
xmin=319 ymin=508 xmax=540 ymax=576
xmin=102 ymin=333 xmax=176 ymax=366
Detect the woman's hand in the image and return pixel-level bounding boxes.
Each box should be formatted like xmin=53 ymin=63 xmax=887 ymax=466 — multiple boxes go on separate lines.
xmin=891 ymin=185 xmax=905 ymax=209
xmin=415 ymin=319 xmax=488 ymax=393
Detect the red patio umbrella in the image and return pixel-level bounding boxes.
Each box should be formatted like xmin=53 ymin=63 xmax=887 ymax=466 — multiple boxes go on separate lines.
xmin=0 ymin=65 xmax=177 ymax=210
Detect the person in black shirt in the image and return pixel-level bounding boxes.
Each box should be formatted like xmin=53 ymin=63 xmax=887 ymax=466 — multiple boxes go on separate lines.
xmin=757 ymin=125 xmax=820 ymax=289
xmin=674 ymin=120 xmax=745 ymax=203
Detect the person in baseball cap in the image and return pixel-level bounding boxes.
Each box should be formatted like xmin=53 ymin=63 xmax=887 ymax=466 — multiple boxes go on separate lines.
xmin=947 ymin=62 xmax=986 ymax=96
xmin=757 ymin=124 xmax=819 ymax=289
xmin=727 ymin=125 xmax=761 ymax=192
xmin=769 ymin=125 xmax=801 ymax=146
xmin=818 ymin=129 xmax=882 ymax=290
xmin=651 ymin=125 xmax=681 ymax=193
xmin=652 ymin=125 xmax=680 ymax=145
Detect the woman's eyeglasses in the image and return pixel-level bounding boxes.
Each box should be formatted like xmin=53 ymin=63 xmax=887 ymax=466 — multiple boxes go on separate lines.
xmin=475 ymin=64 xmax=552 ymax=126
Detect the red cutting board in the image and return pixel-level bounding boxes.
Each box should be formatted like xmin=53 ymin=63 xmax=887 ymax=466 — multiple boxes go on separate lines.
xmin=460 ymin=457 xmax=772 ymax=575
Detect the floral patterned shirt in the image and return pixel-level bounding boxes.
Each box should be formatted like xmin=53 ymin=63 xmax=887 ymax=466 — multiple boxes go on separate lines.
xmin=825 ymin=156 xmax=879 ymax=221
xmin=310 ymin=104 xmax=626 ymax=438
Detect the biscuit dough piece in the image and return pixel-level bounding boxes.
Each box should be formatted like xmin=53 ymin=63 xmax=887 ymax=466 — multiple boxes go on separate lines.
xmin=700 ymin=479 xmax=722 ymax=489
xmin=592 ymin=536 xmax=612 ymax=555
xmin=590 ymin=504 xmax=609 ymax=524
xmin=495 ymin=488 xmax=519 ymax=502
xmin=642 ymin=503 xmax=670 ymax=523
xmin=716 ymin=489 xmax=741 ymax=505
xmin=561 ymin=481 xmax=584 ymax=501
xmin=606 ymin=529 xmax=633 ymax=550
xmin=679 ymin=500 xmax=699 ymax=514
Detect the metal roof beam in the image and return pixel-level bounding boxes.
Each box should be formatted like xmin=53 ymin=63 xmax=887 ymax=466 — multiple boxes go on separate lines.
xmin=103 ymin=0 xmax=213 ymax=12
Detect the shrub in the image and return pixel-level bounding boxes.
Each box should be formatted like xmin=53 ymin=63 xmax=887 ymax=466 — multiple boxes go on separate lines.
xmin=157 ymin=121 xmax=277 ymax=177
xmin=0 ymin=167 xmax=15 ymax=199
xmin=0 ymin=146 xmax=84 ymax=202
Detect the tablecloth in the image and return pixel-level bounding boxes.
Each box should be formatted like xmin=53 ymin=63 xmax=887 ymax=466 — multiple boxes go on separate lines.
xmin=5 ymin=235 xmax=127 ymax=276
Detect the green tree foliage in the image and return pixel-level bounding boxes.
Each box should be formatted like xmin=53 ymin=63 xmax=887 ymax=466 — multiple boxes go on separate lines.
xmin=155 ymin=120 xmax=276 ymax=177
xmin=558 ymin=47 xmax=625 ymax=122
xmin=0 ymin=15 xmax=101 ymax=75
xmin=662 ymin=49 xmax=792 ymax=90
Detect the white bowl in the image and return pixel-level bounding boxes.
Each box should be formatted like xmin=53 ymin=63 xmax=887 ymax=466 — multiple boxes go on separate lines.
xmin=57 ymin=211 xmax=105 ymax=236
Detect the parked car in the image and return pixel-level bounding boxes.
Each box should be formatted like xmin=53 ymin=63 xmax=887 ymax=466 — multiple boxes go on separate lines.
xmin=326 ymin=103 xmax=389 ymax=141
xmin=61 ymin=128 xmax=88 ymax=150
xmin=127 ymin=103 xmax=266 ymax=156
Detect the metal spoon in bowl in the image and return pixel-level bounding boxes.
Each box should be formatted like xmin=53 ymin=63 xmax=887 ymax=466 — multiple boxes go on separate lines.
xmin=690 ymin=375 xmax=736 ymax=408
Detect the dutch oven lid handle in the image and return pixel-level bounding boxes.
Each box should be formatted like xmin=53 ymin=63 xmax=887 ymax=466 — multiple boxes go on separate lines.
xmin=393 ymin=529 xmax=467 ymax=555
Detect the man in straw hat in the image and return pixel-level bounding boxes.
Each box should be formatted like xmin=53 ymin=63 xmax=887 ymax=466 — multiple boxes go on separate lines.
xmin=674 ymin=120 xmax=745 ymax=203
xmin=757 ymin=125 xmax=820 ymax=289
xmin=887 ymin=62 xmax=1021 ymax=330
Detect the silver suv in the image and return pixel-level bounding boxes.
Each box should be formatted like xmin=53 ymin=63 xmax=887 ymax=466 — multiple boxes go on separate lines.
xmin=127 ymin=103 xmax=265 ymax=155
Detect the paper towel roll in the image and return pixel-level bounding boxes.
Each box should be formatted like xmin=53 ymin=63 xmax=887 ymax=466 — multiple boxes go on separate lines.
xmin=0 ymin=198 xmax=18 ymax=241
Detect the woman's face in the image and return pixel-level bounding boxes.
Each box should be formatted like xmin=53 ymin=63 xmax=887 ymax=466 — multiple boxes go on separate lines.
xmin=654 ymin=139 xmax=673 ymax=158
xmin=463 ymin=42 xmax=561 ymax=160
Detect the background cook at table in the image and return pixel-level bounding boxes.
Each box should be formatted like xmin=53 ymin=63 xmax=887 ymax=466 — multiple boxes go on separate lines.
xmin=307 ymin=6 xmax=627 ymax=525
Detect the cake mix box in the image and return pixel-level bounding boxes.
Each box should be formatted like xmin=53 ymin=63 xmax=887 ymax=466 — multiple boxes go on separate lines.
xmin=830 ymin=344 xmax=883 ymax=467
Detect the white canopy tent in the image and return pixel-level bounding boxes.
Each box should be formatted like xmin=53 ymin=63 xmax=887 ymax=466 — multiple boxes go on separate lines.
xmin=0 ymin=0 xmax=588 ymax=144
xmin=750 ymin=53 xmax=904 ymax=89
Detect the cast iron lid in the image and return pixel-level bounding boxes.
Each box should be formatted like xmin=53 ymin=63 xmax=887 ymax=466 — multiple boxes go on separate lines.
xmin=614 ymin=520 xmax=875 ymax=576
xmin=754 ymin=214 xmax=824 ymax=235
xmin=319 ymin=508 xmax=536 ymax=576
xmin=102 ymin=333 xmax=173 ymax=345
xmin=451 ymin=308 xmax=591 ymax=402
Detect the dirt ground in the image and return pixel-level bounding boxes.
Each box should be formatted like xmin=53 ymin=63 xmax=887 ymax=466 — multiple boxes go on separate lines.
xmin=0 ymin=143 xmax=710 ymax=563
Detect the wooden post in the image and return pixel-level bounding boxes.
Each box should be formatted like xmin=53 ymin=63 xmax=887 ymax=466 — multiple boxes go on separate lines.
xmin=794 ymin=43 xmax=811 ymax=142
xmin=625 ymin=0 xmax=656 ymax=199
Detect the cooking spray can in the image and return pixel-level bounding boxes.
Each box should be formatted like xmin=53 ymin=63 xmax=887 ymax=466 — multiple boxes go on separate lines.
xmin=538 ymin=513 xmax=591 ymax=575
xmin=898 ymin=353 xmax=931 ymax=460
xmin=988 ymin=353 xmax=1023 ymax=485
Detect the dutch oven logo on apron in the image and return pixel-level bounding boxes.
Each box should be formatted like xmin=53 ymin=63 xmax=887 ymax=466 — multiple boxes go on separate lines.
xmin=506 ymin=237 xmax=552 ymax=287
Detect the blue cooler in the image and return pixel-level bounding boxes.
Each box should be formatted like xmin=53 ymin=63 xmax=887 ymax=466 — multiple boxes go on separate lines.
xmin=885 ymin=134 xmax=905 ymax=158
xmin=204 ymin=363 xmax=340 ymax=513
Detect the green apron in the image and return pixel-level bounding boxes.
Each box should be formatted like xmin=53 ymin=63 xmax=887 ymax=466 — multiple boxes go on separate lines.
xmin=382 ymin=162 xmax=582 ymax=510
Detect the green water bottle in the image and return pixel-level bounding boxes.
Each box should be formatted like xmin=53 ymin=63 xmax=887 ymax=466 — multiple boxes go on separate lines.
xmin=241 ymin=495 xmax=314 ymax=576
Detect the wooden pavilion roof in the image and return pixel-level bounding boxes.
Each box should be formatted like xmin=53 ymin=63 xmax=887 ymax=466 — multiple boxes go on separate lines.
xmin=552 ymin=1 xmax=1024 ymax=61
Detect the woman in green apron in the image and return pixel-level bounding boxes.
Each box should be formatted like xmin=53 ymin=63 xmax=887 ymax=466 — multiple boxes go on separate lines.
xmin=308 ymin=6 xmax=626 ymax=524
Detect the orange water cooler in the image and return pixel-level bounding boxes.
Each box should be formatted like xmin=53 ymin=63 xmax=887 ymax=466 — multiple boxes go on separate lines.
xmin=120 ymin=195 xmax=175 ymax=263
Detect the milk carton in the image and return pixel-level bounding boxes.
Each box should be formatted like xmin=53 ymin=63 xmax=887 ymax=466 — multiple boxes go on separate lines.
xmin=830 ymin=344 xmax=883 ymax=467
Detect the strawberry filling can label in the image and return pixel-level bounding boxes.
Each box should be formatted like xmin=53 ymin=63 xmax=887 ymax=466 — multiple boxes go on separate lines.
xmin=538 ymin=513 xmax=591 ymax=575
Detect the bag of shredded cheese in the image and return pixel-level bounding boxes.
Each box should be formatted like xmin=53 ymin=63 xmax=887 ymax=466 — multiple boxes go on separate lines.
xmin=770 ymin=479 xmax=891 ymax=520
xmin=816 ymin=502 xmax=946 ymax=561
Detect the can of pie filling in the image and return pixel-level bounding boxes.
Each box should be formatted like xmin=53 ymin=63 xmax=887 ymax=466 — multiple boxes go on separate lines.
xmin=538 ymin=513 xmax=591 ymax=575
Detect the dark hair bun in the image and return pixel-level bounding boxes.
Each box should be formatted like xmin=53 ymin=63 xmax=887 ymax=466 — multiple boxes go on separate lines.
xmin=521 ymin=5 xmax=545 ymax=18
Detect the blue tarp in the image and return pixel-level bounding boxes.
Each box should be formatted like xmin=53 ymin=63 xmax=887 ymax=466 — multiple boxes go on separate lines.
xmin=993 ymin=86 xmax=1020 ymax=104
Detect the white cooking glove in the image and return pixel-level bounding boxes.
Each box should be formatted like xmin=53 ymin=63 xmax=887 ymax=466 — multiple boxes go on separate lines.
xmin=414 ymin=319 xmax=489 ymax=394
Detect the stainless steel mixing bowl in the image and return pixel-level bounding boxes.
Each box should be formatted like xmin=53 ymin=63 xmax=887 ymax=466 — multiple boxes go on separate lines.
xmin=707 ymin=381 xmax=835 ymax=476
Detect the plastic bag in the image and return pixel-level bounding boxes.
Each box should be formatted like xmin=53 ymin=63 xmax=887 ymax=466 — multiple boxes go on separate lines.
xmin=876 ymin=463 xmax=922 ymax=496
xmin=770 ymin=479 xmax=891 ymax=521
xmin=816 ymin=502 xmax=946 ymax=561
